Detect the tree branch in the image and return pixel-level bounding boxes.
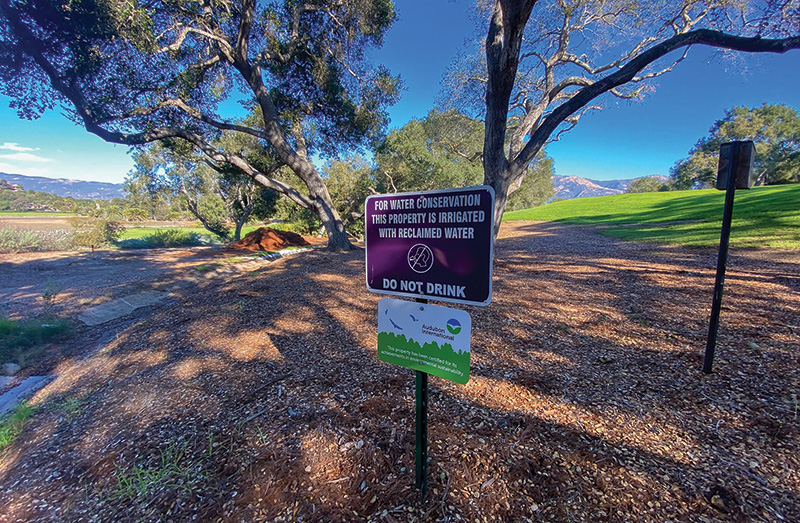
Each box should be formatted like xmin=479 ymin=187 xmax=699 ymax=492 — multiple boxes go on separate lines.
xmin=513 ymin=30 xmax=800 ymax=171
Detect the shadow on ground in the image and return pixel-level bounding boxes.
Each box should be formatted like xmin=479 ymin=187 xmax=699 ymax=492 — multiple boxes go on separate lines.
xmin=0 ymin=222 xmax=797 ymax=522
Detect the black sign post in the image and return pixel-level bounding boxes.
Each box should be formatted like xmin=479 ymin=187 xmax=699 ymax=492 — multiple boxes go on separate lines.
xmin=703 ymin=141 xmax=754 ymax=374
xmin=413 ymin=297 xmax=429 ymax=496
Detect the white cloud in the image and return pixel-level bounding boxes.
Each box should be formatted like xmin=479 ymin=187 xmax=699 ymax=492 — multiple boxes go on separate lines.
xmin=0 ymin=162 xmax=50 ymax=177
xmin=0 ymin=142 xmax=38 ymax=152
xmin=0 ymin=152 xmax=53 ymax=163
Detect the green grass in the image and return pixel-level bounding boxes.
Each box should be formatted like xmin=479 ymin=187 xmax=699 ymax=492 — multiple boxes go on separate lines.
xmin=0 ymin=317 xmax=72 ymax=366
xmin=113 ymin=442 xmax=193 ymax=499
xmin=0 ymin=402 xmax=37 ymax=457
xmin=115 ymin=228 xmax=210 ymax=249
xmin=118 ymin=226 xmax=210 ymax=240
xmin=119 ymin=224 xmax=263 ymax=241
xmin=503 ymin=184 xmax=800 ymax=249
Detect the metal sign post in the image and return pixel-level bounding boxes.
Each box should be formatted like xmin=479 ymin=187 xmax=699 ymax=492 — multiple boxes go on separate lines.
xmin=703 ymin=141 xmax=754 ymax=374
xmin=415 ymin=372 xmax=428 ymax=494
xmin=414 ymin=298 xmax=428 ymax=496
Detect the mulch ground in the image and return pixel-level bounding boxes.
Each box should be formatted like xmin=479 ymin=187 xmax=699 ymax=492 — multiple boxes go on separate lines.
xmin=228 ymin=227 xmax=311 ymax=252
xmin=0 ymin=221 xmax=798 ymax=522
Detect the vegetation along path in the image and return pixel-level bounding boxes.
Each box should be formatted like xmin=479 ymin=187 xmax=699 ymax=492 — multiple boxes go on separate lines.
xmin=0 ymin=222 xmax=798 ymax=522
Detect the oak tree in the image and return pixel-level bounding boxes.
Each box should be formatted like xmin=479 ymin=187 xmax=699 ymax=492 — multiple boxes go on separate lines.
xmin=443 ymin=0 xmax=800 ymax=235
xmin=375 ymin=108 xmax=554 ymax=207
xmin=670 ymin=103 xmax=800 ymax=189
xmin=130 ymin=141 xmax=278 ymax=240
xmin=0 ymin=0 xmax=399 ymax=250
xmin=627 ymin=176 xmax=668 ymax=193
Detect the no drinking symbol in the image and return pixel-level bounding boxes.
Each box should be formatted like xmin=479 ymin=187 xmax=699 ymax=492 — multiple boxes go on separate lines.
xmin=407 ymin=244 xmax=434 ymax=273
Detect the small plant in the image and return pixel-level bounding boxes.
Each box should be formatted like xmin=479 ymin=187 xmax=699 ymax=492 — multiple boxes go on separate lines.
xmin=112 ymin=442 xmax=193 ymax=499
xmin=227 ymin=300 xmax=246 ymax=313
xmin=40 ymin=279 xmax=60 ymax=312
xmin=0 ymin=402 xmax=37 ymax=457
xmin=51 ymin=396 xmax=85 ymax=420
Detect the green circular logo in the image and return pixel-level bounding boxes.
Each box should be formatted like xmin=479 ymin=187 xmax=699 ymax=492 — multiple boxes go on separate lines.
xmin=446 ymin=318 xmax=462 ymax=335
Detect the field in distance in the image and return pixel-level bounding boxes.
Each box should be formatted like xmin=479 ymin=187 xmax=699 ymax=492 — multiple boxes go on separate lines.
xmin=504 ymin=184 xmax=800 ymax=249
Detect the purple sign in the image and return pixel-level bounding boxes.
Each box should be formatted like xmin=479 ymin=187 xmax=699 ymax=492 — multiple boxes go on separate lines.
xmin=365 ymin=186 xmax=494 ymax=306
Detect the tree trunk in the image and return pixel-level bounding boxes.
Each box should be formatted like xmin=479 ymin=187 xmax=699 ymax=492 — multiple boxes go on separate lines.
xmin=279 ymin=138 xmax=353 ymax=251
xmin=483 ymin=0 xmax=535 ymax=242
xmin=308 ymin=184 xmax=352 ymax=251
xmin=233 ymin=220 xmax=244 ymax=241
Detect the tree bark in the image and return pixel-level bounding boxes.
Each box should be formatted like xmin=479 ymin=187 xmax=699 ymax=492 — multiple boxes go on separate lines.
xmin=483 ymin=0 xmax=536 ymax=238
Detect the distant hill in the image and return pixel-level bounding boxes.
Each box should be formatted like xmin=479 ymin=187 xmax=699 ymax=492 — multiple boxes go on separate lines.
xmin=552 ymin=175 xmax=668 ymax=200
xmin=0 ymin=173 xmax=126 ymax=200
xmin=552 ymin=175 xmax=626 ymax=200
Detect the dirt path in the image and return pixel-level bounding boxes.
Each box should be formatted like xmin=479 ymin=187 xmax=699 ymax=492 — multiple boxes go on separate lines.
xmin=0 ymin=247 xmax=250 ymax=320
xmin=0 ymin=222 xmax=797 ymax=522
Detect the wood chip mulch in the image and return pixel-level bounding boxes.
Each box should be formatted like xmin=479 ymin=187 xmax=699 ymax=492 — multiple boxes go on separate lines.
xmin=0 ymin=221 xmax=797 ymax=522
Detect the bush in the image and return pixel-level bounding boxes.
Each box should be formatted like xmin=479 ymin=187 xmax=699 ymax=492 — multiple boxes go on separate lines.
xmin=269 ymin=220 xmax=321 ymax=236
xmin=0 ymin=316 xmax=71 ymax=365
xmin=0 ymin=224 xmax=74 ymax=253
xmin=70 ymin=218 xmax=122 ymax=247
xmin=116 ymin=228 xmax=206 ymax=249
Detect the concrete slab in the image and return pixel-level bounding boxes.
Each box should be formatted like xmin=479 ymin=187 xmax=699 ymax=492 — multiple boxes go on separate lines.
xmin=0 ymin=376 xmax=53 ymax=416
xmin=78 ymin=300 xmax=135 ymax=326
xmin=0 ymin=376 xmax=16 ymax=391
xmin=78 ymin=290 xmax=169 ymax=326
xmin=119 ymin=290 xmax=169 ymax=309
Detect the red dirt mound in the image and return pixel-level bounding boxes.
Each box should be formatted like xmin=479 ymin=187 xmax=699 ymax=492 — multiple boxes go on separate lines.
xmin=228 ymin=227 xmax=311 ymax=252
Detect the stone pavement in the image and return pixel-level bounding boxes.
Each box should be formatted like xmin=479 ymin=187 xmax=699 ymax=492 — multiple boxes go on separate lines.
xmin=77 ymin=290 xmax=170 ymax=326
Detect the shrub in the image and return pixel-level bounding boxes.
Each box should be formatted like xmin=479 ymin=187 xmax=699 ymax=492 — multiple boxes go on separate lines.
xmin=0 ymin=317 xmax=72 ymax=365
xmin=70 ymin=218 xmax=122 ymax=247
xmin=116 ymin=228 xmax=206 ymax=249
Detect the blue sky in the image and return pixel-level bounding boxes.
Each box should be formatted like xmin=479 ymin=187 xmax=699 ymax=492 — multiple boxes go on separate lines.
xmin=1 ymin=0 xmax=799 ymax=185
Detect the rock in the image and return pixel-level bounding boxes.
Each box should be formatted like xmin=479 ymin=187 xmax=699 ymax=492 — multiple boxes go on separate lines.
xmin=710 ymin=494 xmax=727 ymax=512
xmin=2 ymin=362 xmax=21 ymax=376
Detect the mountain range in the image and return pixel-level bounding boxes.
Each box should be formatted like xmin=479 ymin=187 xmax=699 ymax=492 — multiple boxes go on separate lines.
xmin=551 ymin=175 xmax=667 ymax=200
xmin=2 ymin=171 xmax=666 ymax=202
xmin=0 ymin=172 xmax=127 ymax=200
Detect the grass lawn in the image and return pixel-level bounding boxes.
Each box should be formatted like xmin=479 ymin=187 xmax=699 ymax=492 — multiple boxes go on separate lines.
xmin=118 ymin=224 xmax=264 ymax=241
xmin=504 ymin=184 xmax=800 ymax=249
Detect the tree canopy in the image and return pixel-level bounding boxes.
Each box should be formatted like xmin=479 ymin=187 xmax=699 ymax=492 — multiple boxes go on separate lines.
xmin=0 ymin=0 xmax=400 ymax=250
xmin=130 ymin=141 xmax=279 ymax=240
xmin=670 ymin=103 xmax=800 ymax=189
xmin=442 ymin=0 xmax=800 ymax=234
xmin=628 ymin=176 xmax=668 ymax=193
xmin=374 ymin=109 xmax=554 ymax=208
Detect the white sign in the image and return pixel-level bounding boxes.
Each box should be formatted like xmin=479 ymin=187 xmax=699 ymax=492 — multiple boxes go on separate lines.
xmin=377 ymin=298 xmax=472 ymax=384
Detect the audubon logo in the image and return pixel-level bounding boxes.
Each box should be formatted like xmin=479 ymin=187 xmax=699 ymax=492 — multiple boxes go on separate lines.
xmin=446 ymin=318 xmax=461 ymax=335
